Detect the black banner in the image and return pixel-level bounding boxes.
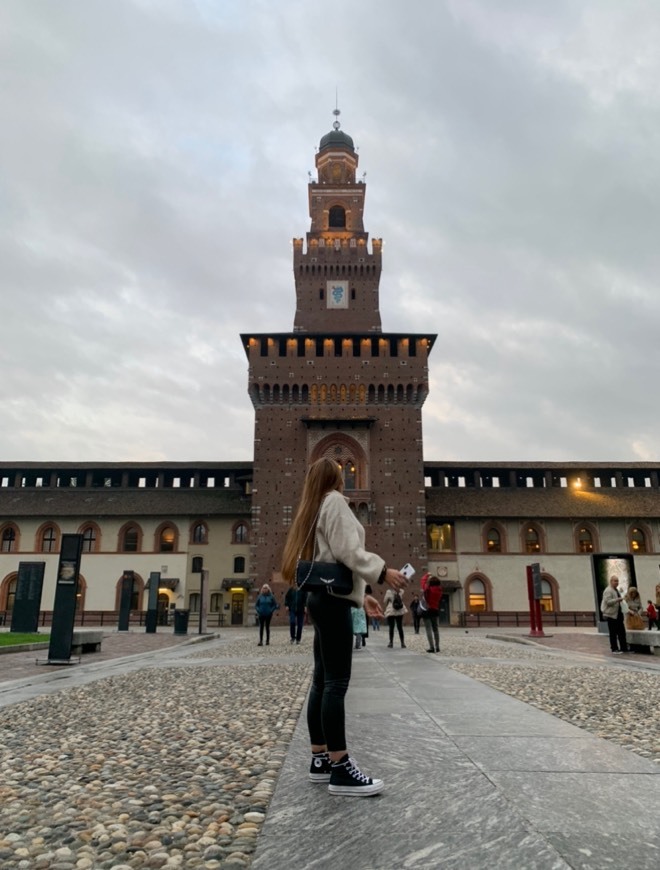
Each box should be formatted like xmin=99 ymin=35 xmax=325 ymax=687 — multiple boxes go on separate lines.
xmin=48 ymin=535 xmax=83 ymax=662
xmin=11 ymin=562 xmax=45 ymax=633
xmin=118 ymin=570 xmax=134 ymax=631
xmin=145 ymin=571 xmax=159 ymax=633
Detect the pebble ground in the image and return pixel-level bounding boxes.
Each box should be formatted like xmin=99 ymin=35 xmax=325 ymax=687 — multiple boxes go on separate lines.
xmin=0 ymin=625 xmax=658 ymax=868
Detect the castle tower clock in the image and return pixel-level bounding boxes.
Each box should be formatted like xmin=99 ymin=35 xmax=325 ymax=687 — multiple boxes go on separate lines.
xmin=241 ymin=113 xmax=436 ymax=596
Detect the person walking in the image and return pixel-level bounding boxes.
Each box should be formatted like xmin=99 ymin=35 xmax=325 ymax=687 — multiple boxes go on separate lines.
xmin=255 ymin=583 xmax=278 ymax=646
xmin=364 ymin=583 xmax=384 ymax=631
xmin=410 ymin=592 xmax=421 ymax=634
xmin=281 ymin=457 xmax=406 ymax=797
xmin=601 ymin=576 xmax=629 ymax=654
xmin=646 ymin=600 xmax=659 ymax=631
xmin=383 ymin=586 xmax=407 ymax=649
xmin=420 ymin=572 xmax=442 ymax=653
xmin=285 ymin=585 xmax=308 ymax=644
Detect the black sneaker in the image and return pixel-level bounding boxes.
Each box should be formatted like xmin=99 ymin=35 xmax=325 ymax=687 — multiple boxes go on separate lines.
xmin=309 ymin=752 xmax=332 ymax=783
xmin=328 ymin=756 xmax=384 ymax=796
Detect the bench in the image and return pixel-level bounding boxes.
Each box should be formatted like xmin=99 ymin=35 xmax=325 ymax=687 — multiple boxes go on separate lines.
xmin=625 ymin=629 xmax=660 ymax=654
xmin=71 ymin=629 xmax=104 ymax=655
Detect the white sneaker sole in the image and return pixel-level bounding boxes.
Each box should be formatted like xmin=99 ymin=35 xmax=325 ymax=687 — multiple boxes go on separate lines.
xmin=328 ymin=779 xmax=384 ymax=796
xmin=309 ymin=773 xmax=331 ymax=783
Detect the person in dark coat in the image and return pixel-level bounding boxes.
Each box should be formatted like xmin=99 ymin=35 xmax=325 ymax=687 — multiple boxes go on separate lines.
xmin=285 ymin=585 xmax=308 ymax=644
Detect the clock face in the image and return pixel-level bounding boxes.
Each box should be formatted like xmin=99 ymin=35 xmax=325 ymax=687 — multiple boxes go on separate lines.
xmin=331 ymin=163 xmax=342 ymax=181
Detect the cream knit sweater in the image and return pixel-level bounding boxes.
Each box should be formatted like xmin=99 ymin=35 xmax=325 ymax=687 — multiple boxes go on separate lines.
xmin=314 ymin=490 xmax=386 ymax=608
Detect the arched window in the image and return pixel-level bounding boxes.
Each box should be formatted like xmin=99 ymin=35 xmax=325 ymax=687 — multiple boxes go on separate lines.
xmin=485 ymin=527 xmax=501 ymax=553
xmin=233 ymin=523 xmax=249 ymax=544
xmin=121 ymin=525 xmax=140 ymax=553
xmin=342 ymin=460 xmax=357 ymax=491
xmin=1 ymin=574 xmax=17 ymax=611
xmin=1 ymin=526 xmax=17 ymax=553
xmin=523 ymin=524 xmax=542 ymax=554
xmin=234 ymin=556 xmax=245 ymax=573
xmin=540 ymin=579 xmax=555 ymax=612
xmin=467 ymin=578 xmax=487 ymax=611
xmin=80 ymin=525 xmax=98 ymax=554
xmin=576 ymin=526 xmax=594 ymax=554
xmin=40 ymin=526 xmax=58 ymax=553
xmin=329 ymin=205 xmax=346 ymax=228
xmin=191 ymin=522 xmax=208 ymax=544
xmin=114 ymin=573 xmax=143 ymax=611
xmin=629 ymin=526 xmax=648 ymax=553
xmin=192 ymin=556 xmax=203 ymax=573
xmin=159 ymin=526 xmax=176 ymax=553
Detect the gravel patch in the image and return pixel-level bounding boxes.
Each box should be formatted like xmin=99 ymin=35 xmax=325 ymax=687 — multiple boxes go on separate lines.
xmin=0 ymin=637 xmax=310 ymax=869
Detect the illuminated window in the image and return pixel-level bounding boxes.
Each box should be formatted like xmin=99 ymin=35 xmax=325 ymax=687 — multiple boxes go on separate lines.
xmin=467 ymin=578 xmax=487 ymax=611
xmin=428 ymin=522 xmax=454 ymax=552
xmin=577 ymin=527 xmax=593 ymax=553
xmin=524 ymin=526 xmax=541 ymax=554
xmin=629 ymin=527 xmax=647 ymax=553
xmin=540 ymin=579 xmax=555 ymax=611
xmin=159 ymin=527 xmax=175 ymax=553
xmin=486 ymin=528 xmax=501 ymax=553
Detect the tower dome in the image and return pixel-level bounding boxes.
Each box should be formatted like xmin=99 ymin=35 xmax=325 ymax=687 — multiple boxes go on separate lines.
xmin=319 ymin=107 xmax=354 ymax=152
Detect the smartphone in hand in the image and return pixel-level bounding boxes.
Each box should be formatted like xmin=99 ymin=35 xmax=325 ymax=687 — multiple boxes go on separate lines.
xmin=400 ymin=563 xmax=415 ymax=580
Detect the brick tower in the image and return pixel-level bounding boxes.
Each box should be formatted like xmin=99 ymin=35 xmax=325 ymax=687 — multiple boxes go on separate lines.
xmin=242 ymin=113 xmax=436 ymax=591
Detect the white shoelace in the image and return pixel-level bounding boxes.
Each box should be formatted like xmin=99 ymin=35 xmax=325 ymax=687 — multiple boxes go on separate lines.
xmin=344 ymin=757 xmax=371 ymax=784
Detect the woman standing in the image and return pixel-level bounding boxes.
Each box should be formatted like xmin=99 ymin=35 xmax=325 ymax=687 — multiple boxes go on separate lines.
xmin=255 ymin=583 xmax=278 ymax=646
xmin=281 ymin=457 xmax=406 ymax=797
xmin=383 ymin=587 xmax=407 ymax=649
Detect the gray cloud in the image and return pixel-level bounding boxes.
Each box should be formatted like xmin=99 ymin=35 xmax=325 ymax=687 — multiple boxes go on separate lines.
xmin=2 ymin=0 xmax=659 ymax=463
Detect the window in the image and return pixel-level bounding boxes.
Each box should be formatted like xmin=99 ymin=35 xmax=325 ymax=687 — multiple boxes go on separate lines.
xmin=81 ymin=526 xmax=97 ymax=553
xmin=428 ymin=522 xmax=454 ymax=552
xmin=234 ymin=556 xmax=245 ymax=573
xmin=233 ymin=523 xmax=249 ymax=544
xmin=283 ymin=506 xmax=292 ymax=527
xmin=192 ymin=556 xmax=203 ymax=573
xmin=629 ymin=527 xmax=648 ymax=553
xmin=189 ymin=593 xmax=200 ymax=612
xmin=540 ymin=579 xmax=555 ymax=612
xmin=159 ymin=527 xmax=175 ymax=552
xmin=122 ymin=526 xmax=139 ymax=552
xmin=577 ymin=527 xmax=593 ymax=554
xmin=40 ymin=526 xmax=57 ymax=553
xmin=210 ymin=593 xmax=222 ymax=612
xmin=329 ymin=206 xmax=346 ymax=228
xmin=524 ymin=526 xmax=541 ymax=554
xmin=1 ymin=527 xmax=17 ymax=553
xmin=467 ymin=578 xmax=487 ymax=611
xmin=192 ymin=522 xmax=207 ymax=544
xmin=486 ymin=527 xmax=501 ymax=553
xmin=384 ymin=506 xmax=395 ymax=527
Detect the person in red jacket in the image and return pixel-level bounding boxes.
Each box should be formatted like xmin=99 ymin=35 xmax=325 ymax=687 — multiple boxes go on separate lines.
xmin=420 ymin=572 xmax=443 ymax=653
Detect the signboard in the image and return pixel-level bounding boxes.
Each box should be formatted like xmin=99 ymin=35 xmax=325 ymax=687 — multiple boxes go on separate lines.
xmin=145 ymin=571 xmax=159 ymax=633
xmin=118 ymin=570 xmax=134 ymax=631
xmin=48 ymin=535 xmax=83 ymax=662
xmin=530 ymin=563 xmax=542 ymax=600
xmin=11 ymin=562 xmax=45 ymax=633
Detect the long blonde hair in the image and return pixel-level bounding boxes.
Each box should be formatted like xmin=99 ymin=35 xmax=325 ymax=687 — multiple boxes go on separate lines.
xmin=281 ymin=458 xmax=343 ymax=583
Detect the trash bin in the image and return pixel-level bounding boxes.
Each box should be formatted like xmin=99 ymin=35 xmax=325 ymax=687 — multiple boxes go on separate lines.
xmin=173 ymin=609 xmax=189 ymax=635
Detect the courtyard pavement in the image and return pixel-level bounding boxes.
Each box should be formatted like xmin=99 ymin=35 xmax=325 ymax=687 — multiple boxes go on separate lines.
xmin=0 ymin=626 xmax=658 ymax=869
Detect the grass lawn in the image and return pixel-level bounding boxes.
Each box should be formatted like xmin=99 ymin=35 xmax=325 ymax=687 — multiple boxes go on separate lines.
xmin=0 ymin=632 xmax=50 ymax=646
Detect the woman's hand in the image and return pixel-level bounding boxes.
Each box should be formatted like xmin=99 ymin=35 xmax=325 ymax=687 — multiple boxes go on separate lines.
xmin=384 ymin=568 xmax=407 ymax=592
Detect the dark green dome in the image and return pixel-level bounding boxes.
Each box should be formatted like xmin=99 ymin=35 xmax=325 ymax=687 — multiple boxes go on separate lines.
xmin=319 ymin=127 xmax=354 ymax=152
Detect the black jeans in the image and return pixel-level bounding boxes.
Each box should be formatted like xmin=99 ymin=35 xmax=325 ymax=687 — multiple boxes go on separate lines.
xmin=607 ymin=612 xmax=628 ymax=652
xmin=289 ymin=609 xmax=305 ymax=641
xmin=307 ymin=591 xmax=353 ymax=752
xmin=387 ymin=614 xmax=405 ymax=645
xmin=423 ymin=611 xmax=439 ymax=650
xmin=258 ymin=614 xmax=272 ymax=644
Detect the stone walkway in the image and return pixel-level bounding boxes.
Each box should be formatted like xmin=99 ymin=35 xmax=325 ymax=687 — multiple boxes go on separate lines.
xmin=0 ymin=626 xmax=658 ymax=869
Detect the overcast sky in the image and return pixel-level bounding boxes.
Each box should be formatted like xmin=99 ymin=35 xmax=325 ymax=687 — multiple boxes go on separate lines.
xmin=2 ymin=0 xmax=660 ymax=464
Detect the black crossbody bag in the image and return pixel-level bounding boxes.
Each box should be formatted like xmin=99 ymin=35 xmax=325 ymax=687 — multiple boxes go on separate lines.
xmin=295 ymin=497 xmax=354 ymax=595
